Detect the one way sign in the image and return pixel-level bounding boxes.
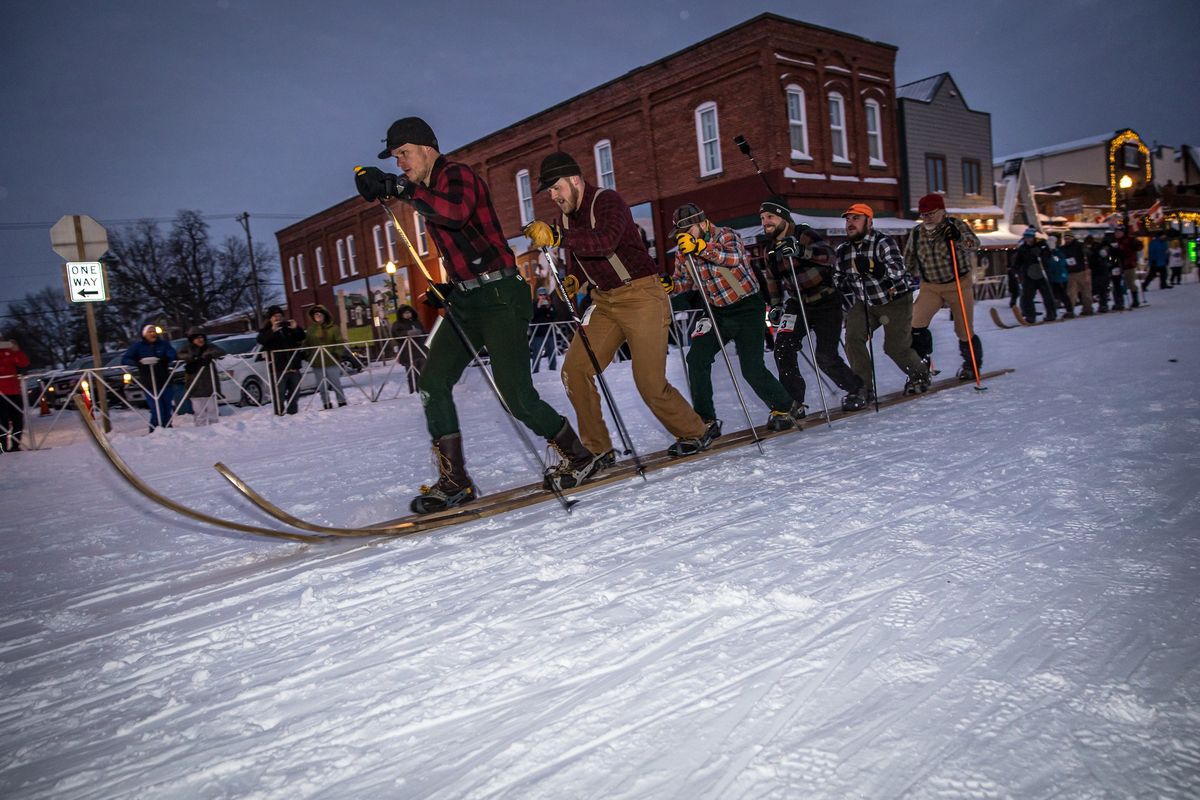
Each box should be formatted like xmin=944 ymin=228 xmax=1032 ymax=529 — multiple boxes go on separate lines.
xmin=64 ymin=261 xmax=109 ymax=303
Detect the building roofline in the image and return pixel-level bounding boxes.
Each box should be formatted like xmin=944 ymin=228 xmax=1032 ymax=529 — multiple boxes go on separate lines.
xmin=448 ymin=12 xmax=897 ymax=156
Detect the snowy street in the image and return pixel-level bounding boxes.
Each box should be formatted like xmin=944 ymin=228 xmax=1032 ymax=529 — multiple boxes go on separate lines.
xmin=2 ymin=287 xmax=1199 ymax=799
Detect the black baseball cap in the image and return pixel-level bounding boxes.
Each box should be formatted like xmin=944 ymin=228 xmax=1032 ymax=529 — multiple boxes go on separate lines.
xmin=378 ymin=117 xmax=439 ymax=159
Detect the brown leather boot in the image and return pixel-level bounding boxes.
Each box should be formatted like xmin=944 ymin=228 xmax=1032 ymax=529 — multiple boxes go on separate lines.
xmin=411 ymin=433 xmax=478 ymax=514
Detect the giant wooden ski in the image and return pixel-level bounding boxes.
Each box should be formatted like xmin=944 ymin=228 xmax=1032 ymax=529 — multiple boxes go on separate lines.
xmin=219 ymin=369 xmax=1015 ymax=536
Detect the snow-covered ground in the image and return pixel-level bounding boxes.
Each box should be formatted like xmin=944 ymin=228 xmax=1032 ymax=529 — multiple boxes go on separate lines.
xmin=3 ymin=286 xmax=1199 ymax=799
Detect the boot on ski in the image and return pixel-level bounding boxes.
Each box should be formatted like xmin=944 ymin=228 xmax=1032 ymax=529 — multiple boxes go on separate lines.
xmin=766 ymin=409 xmax=795 ymax=432
xmin=411 ymin=433 xmax=478 ymax=514
xmin=543 ymin=418 xmax=610 ymax=491
xmin=789 ymin=401 xmax=808 ymax=421
xmin=668 ymin=418 xmax=720 ymax=457
xmin=842 ymin=392 xmax=867 ymax=412
xmin=956 ymin=335 xmax=982 ymax=381
xmin=904 ymin=363 xmax=932 ymax=395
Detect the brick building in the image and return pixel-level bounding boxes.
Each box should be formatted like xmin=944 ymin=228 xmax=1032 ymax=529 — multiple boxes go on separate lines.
xmin=276 ymin=13 xmax=902 ymax=332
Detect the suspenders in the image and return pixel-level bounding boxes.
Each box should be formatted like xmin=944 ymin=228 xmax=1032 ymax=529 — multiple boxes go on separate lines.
xmin=563 ymin=188 xmax=633 ymax=286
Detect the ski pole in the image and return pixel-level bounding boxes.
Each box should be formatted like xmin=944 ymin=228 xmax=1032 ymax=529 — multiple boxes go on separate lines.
xmin=781 ymin=256 xmax=832 ymax=427
xmin=856 ymin=271 xmax=881 ymax=413
xmin=949 ymin=240 xmax=985 ymax=391
xmin=540 ymin=247 xmax=645 ymax=479
xmin=373 ymin=194 xmax=574 ymax=512
xmin=684 ymin=253 xmax=763 ymax=454
xmin=734 ymin=135 xmax=776 ymax=195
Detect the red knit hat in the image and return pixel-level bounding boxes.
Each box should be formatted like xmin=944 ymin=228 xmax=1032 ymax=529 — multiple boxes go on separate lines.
xmin=917 ymin=194 xmax=946 ymax=214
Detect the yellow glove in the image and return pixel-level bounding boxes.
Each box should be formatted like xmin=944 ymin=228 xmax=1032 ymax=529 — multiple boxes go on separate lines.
xmin=562 ymin=274 xmax=581 ymax=296
xmin=523 ymin=220 xmax=562 ymax=249
xmin=675 ymin=231 xmax=706 ymax=256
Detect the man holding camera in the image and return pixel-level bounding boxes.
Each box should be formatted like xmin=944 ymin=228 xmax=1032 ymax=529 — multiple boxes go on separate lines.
xmin=354 ymin=117 xmax=601 ymax=511
xmin=256 ymin=306 xmax=307 ymax=416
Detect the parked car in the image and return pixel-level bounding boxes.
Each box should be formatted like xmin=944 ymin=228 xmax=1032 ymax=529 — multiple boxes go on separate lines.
xmin=41 ymin=352 xmax=145 ymax=409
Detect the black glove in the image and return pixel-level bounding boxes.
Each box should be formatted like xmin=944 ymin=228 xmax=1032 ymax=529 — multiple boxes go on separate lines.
xmin=354 ymin=166 xmax=413 ymax=202
xmin=423 ymin=283 xmax=453 ymax=309
xmin=944 ymin=218 xmax=962 ymax=242
xmin=774 ymin=235 xmax=799 ymax=259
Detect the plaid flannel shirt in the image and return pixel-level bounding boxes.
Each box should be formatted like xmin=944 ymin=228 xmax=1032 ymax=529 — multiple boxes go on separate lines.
xmin=408 ymin=156 xmax=516 ymax=282
xmin=560 ymin=184 xmax=658 ymax=290
xmin=903 ymin=217 xmax=979 ymax=284
xmin=759 ymin=226 xmax=837 ymax=306
xmin=672 ymin=225 xmax=759 ymax=308
xmin=834 ymin=229 xmax=910 ymax=307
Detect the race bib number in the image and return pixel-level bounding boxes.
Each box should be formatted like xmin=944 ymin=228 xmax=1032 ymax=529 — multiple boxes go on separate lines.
xmin=1066 ymin=257 xmax=1076 ymax=266
xmin=580 ymin=304 xmax=597 ymax=327
xmin=691 ymin=317 xmax=713 ymax=338
xmin=778 ymin=313 xmax=798 ymax=333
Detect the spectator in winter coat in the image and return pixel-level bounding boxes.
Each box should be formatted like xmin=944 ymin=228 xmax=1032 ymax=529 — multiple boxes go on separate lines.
xmin=1168 ymin=239 xmax=1185 ymax=285
xmin=1086 ymin=235 xmax=1113 ymax=312
xmin=123 ymin=325 xmax=178 ymax=430
xmin=303 ymin=305 xmax=348 ymax=409
xmin=528 ymin=287 xmax=558 ymax=374
xmin=1142 ymin=232 xmax=1171 ymax=291
xmin=176 ymin=328 xmax=226 ymax=425
xmin=391 ymin=304 xmax=427 ymax=394
xmin=1112 ymin=228 xmax=1141 ymax=309
xmin=256 ymin=305 xmax=306 ymax=415
xmin=669 ymin=202 xmax=796 ymax=432
xmin=0 ymin=334 xmax=31 ymax=451
xmin=1013 ymin=229 xmax=1057 ymax=323
xmin=1059 ymin=231 xmax=1093 ymax=316
xmin=903 ymin=193 xmax=983 ymax=381
xmin=1046 ymin=236 xmax=1074 ymax=319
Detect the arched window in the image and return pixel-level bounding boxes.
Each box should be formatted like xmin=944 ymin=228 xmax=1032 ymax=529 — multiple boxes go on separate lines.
xmin=786 ymin=85 xmax=810 ymax=159
xmin=594 ymin=140 xmax=616 ymax=189
xmin=828 ymin=92 xmax=849 ymax=164
xmin=296 ymin=253 xmax=308 ymax=290
xmin=336 ymin=239 xmax=348 ymax=279
xmin=315 ymin=246 xmax=327 ymax=284
xmin=373 ymin=224 xmax=387 ymax=269
xmin=346 ymin=234 xmax=359 ymax=275
xmin=864 ymin=99 xmax=884 ymax=165
xmin=414 ymin=213 xmax=429 ymax=256
xmin=694 ymin=102 xmax=722 ymax=176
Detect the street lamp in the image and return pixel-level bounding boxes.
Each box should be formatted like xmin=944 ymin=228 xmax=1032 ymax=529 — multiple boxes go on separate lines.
xmin=385 ymin=261 xmax=399 ymax=316
xmin=1119 ymin=174 xmax=1133 ymax=227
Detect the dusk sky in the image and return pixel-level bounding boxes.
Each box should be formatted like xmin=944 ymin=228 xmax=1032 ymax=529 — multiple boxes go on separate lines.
xmin=2 ymin=0 xmax=1197 ymax=317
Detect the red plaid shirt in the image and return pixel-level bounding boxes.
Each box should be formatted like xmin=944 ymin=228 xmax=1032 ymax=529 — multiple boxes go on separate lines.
xmin=408 ymin=156 xmax=515 ymax=282
xmin=671 ymin=225 xmax=759 ymax=308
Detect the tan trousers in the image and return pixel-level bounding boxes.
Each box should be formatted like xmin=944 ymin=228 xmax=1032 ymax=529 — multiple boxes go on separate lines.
xmin=562 ymin=276 xmax=705 ymax=454
xmin=912 ymin=273 xmax=975 ymax=341
xmin=1066 ymin=271 xmax=1093 ymax=312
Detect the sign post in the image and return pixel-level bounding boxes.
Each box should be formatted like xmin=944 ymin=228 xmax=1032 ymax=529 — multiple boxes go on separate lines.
xmin=51 ymin=215 xmax=111 ymax=431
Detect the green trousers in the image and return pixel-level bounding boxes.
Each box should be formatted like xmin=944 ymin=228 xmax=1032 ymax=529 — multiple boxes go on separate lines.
xmin=419 ymin=276 xmax=563 ymax=440
xmin=685 ymin=294 xmax=792 ymax=421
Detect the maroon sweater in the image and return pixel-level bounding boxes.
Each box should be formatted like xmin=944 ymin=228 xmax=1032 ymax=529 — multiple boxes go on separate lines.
xmin=559 ymin=183 xmax=658 ymax=290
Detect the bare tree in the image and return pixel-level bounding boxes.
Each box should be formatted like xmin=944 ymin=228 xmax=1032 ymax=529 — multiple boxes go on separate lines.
xmin=3 ymin=287 xmax=86 ymax=368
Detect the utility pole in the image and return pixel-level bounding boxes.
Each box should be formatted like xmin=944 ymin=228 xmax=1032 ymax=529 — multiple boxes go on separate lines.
xmin=236 ymin=212 xmax=264 ymax=328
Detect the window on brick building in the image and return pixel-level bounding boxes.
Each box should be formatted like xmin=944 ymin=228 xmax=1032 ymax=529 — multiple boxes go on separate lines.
xmin=925 ymin=154 xmax=947 ymax=193
xmin=594 ymin=140 xmax=616 ymax=189
xmin=288 ymin=255 xmax=299 ymax=293
xmin=373 ymin=224 xmax=387 ymax=269
xmin=385 ymin=221 xmax=397 ymax=262
xmin=828 ymin=92 xmax=849 ymax=163
xmin=336 ymin=238 xmax=348 ymax=279
xmin=694 ymin=102 xmax=722 ymax=176
xmin=962 ymin=159 xmax=981 ymax=196
xmin=786 ymin=85 xmax=810 ymax=160
xmin=315 ymin=246 xmax=327 ymax=284
xmin=414 ymin=213 xmax=429 ymax=256
xmin=346 ymin=234 xmax=359 ymax=275
xmin=296 ymin=253 xmax=307 ymax=290
xmin=864 ymin=99 xmax=884 ymax=166
xmin=516 ymin=169 xmax=534 ymax=226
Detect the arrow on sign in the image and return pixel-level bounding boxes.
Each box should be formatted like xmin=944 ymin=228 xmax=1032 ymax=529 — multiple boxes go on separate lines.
xmin=79 ymin=289 xmax=100 ymax=297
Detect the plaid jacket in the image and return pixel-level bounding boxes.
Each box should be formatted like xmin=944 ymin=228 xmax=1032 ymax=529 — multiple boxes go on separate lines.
xmin=757 ymin=225 xmax=837 ymax=306
xmin=903 ymin=217 xmax=979 ymax=284
xmin=408 ymin=156 xmax=516 ymax=282
xmin=834 ymin=229 xmax=911 ymax=308
xmin=671 ymin=225 xmax=759 ymax=308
